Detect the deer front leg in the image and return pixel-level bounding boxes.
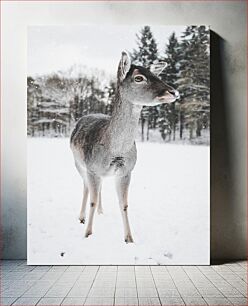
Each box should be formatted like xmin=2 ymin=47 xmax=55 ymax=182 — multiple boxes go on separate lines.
xmin=115 ymin=173 xmax=134 ymax=243
xmin=97 ymin=188 xmax=103 ymax=214
xmin=85 ymin=173 xmax=101 ymax=238
xmin=79 ymin=181 xmax=88 ymax=224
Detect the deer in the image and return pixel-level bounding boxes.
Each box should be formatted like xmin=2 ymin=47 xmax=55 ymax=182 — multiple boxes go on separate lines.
xmin=70 ymin=51 xmax=179 ymax=243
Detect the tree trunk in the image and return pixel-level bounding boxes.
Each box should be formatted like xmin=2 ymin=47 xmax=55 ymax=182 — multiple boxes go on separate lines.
xmin=189 ymin=124 xmax=193 ymax=139
xmin=146 ymin=120 xmax=149 ymax=141
xmin=172 ymin=103 xmax=176 ymax=141
xmin=179 ymin=110 xmax=184 ymax=139
xmin=173 ymin=123 xmax=176 ymax=141
xmin=196 ymin=120 xmax=202 ymax=137
xmin=141 ymin=117 xmax=145 ymax=141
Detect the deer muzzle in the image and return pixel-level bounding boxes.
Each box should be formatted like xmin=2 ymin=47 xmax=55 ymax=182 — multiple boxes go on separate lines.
xmin=157 ymin=89 xmax=180 ymax=103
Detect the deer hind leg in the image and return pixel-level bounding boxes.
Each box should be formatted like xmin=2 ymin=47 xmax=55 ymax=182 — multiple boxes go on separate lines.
xmin=74 ymin=161 xmax=88 ymax=224
xmin=97 ymin=188 xmax=103 ymax=214
xmin=79 ymin=181 xmax=88 ymax=224
xmin=115 ymin=173 xmax=134 ymax=243
xmin=85 ymin=172 xmax=101 ymax=238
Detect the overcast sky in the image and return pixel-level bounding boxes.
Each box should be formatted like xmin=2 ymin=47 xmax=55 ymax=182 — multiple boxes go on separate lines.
xmin=28 ymin=25 xmax=186 ymax=77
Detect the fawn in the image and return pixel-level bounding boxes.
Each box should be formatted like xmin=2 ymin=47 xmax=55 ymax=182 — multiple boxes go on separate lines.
xmin=70 ymin=51 xmax=179 ymax=243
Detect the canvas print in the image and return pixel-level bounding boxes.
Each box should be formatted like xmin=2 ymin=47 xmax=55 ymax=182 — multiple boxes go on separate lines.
xmin=27 ymin=25 xmax=210 ymax=264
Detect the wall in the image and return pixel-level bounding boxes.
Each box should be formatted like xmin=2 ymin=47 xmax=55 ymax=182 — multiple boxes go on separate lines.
xmin=1 ymin=1 xmax=247 ymax=260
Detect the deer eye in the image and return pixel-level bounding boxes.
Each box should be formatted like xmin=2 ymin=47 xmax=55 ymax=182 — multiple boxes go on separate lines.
xmin=134 ymin=75 xmax=147 ymax=83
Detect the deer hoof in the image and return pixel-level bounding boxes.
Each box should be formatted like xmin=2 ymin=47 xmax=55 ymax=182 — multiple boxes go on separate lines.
xmin=125 ymin=234 xmax=134 ymax=243
xmin=97 ymin=208 xmax=103 ymax=215
xmin=85 ymin=229 xmax=92 ymax=238
xmin=79 ymin=217 xmax=85 ymax=224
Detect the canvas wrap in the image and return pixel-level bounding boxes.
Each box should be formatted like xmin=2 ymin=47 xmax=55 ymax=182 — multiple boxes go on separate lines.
xmin=27 ymin=25 xmax=210 ymax=265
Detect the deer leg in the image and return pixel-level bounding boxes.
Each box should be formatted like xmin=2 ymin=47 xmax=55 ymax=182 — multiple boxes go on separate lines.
xmin=97 ymin=188 xmax=103 ymax=214
xmin=74 ymin=161 xmax=89 ymax=224
xmin=115 ymin=173 xmax=134 ymax=243
xmin=79 ymin=181 xmax=88 ymax=224
xmin=85 ymin=173 xmax=101 ymax=238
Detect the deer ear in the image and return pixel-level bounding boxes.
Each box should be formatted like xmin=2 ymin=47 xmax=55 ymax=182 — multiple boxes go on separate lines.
xmin=117 ymin=51 xmax=131 ymax=82
xmin=150 ymin=61 xmax=167 ymax=76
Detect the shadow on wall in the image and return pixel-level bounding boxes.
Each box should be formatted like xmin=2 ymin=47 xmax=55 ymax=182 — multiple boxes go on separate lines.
xmin=210 ymin=31 xmax=245 ymax=263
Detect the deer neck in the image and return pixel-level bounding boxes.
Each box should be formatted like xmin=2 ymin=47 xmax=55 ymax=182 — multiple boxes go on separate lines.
xmin=105 ymin=90 xmax=142 ymax=153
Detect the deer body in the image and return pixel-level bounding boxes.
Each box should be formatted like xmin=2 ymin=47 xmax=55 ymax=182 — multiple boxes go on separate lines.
xmin=70 ymin=52 xmax=179 ymax=242
xmin=71 ymin=114 xmax=138 ymax=177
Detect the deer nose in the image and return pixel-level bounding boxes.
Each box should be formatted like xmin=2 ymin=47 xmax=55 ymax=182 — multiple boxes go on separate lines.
xmin=168 ymin=89 xmax=180 ymax=99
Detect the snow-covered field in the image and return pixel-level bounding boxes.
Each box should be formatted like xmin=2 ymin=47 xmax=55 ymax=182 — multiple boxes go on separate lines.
xmin=28 ymin=138 xmax=210 ymax=265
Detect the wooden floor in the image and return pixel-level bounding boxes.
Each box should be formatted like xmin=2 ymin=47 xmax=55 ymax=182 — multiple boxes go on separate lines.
xmin=1 ymin=260 xmax=247 ymax=305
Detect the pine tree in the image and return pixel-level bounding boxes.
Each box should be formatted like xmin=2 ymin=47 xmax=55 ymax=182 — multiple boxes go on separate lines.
xmin=159 ymin=32 xmax=180 ymax=141
xmin=176 ymin=26 xmax=210 ymax=139
xmin=131 ymin=26 xmax=159 ymax=141
xmin=132 ymin=26 xmax=158 ymax=66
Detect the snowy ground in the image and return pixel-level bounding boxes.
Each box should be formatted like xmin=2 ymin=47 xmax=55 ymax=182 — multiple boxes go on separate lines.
xmin=28 ymin=138 xmax=210 ymax=265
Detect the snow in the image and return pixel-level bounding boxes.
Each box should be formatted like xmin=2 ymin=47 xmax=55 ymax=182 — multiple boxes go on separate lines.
xmin=28 ymin=138 xmax=210 ymax=265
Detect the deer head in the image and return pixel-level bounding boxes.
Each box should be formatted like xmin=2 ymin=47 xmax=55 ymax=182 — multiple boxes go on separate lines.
xmin=117 ymin=51 xmax=180 ymax=106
